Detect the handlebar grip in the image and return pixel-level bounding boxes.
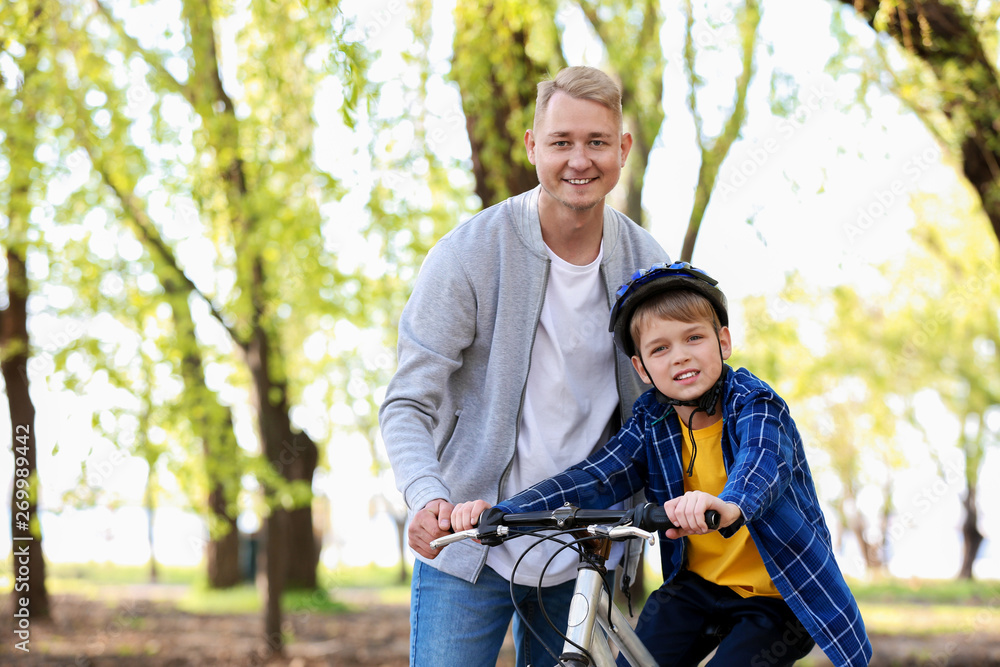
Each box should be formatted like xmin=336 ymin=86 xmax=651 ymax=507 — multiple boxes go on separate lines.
xmin=644 ymin=505 xmax=720 ymax=531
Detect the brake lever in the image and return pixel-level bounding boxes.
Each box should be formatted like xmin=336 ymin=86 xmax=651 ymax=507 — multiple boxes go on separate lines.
xmin=430 ymin=529 xmax=480 ymax=549
xmin=430 ymin=525 xmax=510 ymax=549
xmin=588 ymin=524 xmax=656 ymax=546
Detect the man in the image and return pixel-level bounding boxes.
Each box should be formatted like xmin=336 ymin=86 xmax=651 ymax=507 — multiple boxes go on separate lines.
xmin=379 ymin=65 xmax=668 ymax=666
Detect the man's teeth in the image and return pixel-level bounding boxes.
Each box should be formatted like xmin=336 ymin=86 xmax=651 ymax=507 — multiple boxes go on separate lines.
xmin=567 ymin=178 xmax=593 ymax=184
xmin=676 ymin=371 xmax=698 ymax=380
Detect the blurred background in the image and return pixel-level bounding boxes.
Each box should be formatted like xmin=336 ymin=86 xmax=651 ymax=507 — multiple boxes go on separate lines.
xmin=1 ymin=0 xmax=998 ymax=664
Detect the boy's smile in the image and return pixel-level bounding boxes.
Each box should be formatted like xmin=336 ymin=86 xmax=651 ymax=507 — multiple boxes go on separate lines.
xmin=631 ymin=318 xmax=732 ymax=420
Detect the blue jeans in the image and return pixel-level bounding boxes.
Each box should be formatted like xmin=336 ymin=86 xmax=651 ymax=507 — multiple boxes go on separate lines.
xmin=410 ymin=560 xmax=576 ymax=667
xmin=617 ymin=570 xmax=815 ymax=666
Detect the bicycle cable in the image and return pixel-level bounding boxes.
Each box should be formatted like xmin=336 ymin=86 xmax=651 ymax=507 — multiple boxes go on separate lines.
xmin=509 ymin=528 xmax=623 ymax=666
xmin=507 ymin=529 xmax=592 ymax=666
xmin=536 ymin=533 xmax=616 ymax=666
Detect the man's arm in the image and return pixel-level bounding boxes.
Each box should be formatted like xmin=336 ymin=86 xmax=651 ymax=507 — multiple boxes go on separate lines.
xmin=378 ymin=242 xmax=477 ymax=555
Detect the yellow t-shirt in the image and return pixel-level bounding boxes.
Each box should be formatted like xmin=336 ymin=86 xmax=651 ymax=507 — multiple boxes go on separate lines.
xmin=680 ymin=418 xmax=782 ymax=599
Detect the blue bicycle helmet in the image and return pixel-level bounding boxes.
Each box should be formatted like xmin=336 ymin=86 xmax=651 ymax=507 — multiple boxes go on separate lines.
xmin=609 ymin=261 xmax=728 ymax=358
xmin=609 ymin=261 xmax=730 ymax=476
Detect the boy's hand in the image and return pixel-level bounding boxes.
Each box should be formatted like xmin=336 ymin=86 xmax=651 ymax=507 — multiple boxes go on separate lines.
xmin=663 ymin=491 xmax=743 ymax=539
xmin=451 ymin=499 xmax=494 ymax=532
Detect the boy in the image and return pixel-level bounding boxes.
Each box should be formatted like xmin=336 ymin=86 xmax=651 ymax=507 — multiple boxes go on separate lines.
xmin=450 ymin=262 xmax=872 ymax=667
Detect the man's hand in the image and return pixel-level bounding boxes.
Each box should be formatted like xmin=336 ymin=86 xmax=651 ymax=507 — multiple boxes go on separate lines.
xmin=450 ymin=500 xmax=493 ymax=532
xmin=663 ymin=491 xmax=743 ymax=539
xmin=409 ymin=498 xmax=455 ymax=559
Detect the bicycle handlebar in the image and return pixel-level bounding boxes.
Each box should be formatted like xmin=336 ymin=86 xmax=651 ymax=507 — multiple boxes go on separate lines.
xmin=430 ymin=503 xmax=720 ymax=550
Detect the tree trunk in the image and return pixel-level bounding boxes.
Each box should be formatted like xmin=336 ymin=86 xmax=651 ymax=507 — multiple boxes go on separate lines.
xmin=145 ymin=464 xmax=158 ymax=584
xmin=840 ymin=492 xmax=884 ymax=573
xmin=1 ymin=249 xmax=49 ymax=620
xmin=207 ymin=485 xmax=240 ymax=588
xmin=2 ymin=0 xmax=49 ymax=623
xmin=958 ymin=488 xmax=983 ymax=580
xmin=452 ymin=2 xmax=558 ymax=209
xmin=287 ymin=428 xmax=319 ymax=590
xmin=243 ymin=256 xmax=320 ymax=650
xmin=164 ymin=276 xmax=243 ymax=589
xmin=261 ymin=510 xmax=288 ymax=657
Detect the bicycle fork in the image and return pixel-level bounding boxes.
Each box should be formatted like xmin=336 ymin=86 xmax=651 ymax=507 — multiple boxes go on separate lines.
xmin=559 ymin=567 xmax=658 ymax=667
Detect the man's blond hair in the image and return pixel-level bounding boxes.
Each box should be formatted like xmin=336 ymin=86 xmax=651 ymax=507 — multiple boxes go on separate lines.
xmin=535 ymin=66 xmax=624 ymax=130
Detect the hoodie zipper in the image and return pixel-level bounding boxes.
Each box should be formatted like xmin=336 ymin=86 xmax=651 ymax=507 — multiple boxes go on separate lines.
xmin=496 ymin=259 xmax=552 ymax=501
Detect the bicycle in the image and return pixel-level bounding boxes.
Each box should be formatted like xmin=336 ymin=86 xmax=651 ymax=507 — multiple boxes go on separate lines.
xmin=431 ymin=502 xmax=720 ymax=667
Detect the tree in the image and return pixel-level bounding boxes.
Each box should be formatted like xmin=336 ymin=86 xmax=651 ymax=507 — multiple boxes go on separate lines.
xmin=450 ymin=0 xmax=564 ymax=208
xmin=874 ymin=205 xmax=1000 ymax=578
xmin=837 ymin=0 xmax=1000 ymax=249
xmin=69 ymin=0 xmax=362 ymax=648
xmin=579 ymin=0 xmax=665 ymax=227
xmin=2 ymin=0 xmax=367 ymax=653
xmin=734 ymin=188 xmax=1000 ymax=578
xmin=734 ymin=283 xmax=902 ymax=575
xmin=678 ymin=0 xmax=761 ymax=261
xmin=1 ymin=248 xmax=50 ymax=620
xmin=0 ymin=0 xmax=51 ymax=620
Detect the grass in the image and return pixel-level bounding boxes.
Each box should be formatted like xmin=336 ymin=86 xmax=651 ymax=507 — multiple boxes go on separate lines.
xmin=858 ymin=601 xmax=1000 ymax=636
xmin=2 ymin=560 xmax=362 ymax=615
xmin=847 ymin=577 xmax=1000 ymax=636
xmin=327 ymin=563 xmax=412 ymax=604
xmin=630 ymin=569 xmax=1000 ymax=637
xmin=848 ymin=576 xmax=1000 ymax=605
xmin=176 ymin=582 xmax=350 ymax=615
xmin=12 ymin=561 xmax=1000 ymax=637
xmin=46 ymin=561 xmax=201 ymax=587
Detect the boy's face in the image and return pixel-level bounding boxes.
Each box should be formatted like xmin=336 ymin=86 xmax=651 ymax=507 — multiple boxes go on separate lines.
xmin=525 ymin=91 xmax=632 ymax=213
xmin=630 ymin=316 xmax=732 ymax=402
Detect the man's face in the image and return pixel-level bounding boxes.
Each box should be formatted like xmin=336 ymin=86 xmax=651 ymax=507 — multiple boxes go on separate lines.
xmin=525 ymin=91 xmax=632 ymax=214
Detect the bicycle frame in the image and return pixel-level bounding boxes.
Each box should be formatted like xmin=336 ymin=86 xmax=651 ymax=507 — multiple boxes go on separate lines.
xmin=560 ymin=566 xmax=657 ymax=667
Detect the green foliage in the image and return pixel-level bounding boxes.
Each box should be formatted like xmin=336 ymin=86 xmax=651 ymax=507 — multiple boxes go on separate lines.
xmin=450 ymin=0 xmax=563 ymax=207
xmin=832 ymin=0 xmax=1000 ymax=248
xmin=680 ymin=0 xmax=761 ymax=261
xmin=733 ymin=184 xmax=999 ymax=574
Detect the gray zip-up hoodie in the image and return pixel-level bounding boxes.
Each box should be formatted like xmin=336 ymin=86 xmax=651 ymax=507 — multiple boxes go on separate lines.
xmin=379 ymin=186 xmax=668 ymax=582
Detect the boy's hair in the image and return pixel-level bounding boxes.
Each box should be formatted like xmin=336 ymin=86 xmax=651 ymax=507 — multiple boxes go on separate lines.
xmin=535 ymin=66 xmax=624 ymax=131
xmin=629 ymin=290 xmax=721 ymax=356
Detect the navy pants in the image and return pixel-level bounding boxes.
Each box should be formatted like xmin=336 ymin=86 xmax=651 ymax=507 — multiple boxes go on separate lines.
xmin=617 ymin=570 xmax=815 ymax=666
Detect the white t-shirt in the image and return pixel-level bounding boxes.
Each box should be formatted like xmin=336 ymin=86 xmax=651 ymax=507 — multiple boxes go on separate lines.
xmin=486 ymin=242 xmax=621 ymax=586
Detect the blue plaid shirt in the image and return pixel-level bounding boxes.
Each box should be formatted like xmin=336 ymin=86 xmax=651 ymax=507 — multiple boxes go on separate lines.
xmin=495 ymin=366 xmax=872 ymax=667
